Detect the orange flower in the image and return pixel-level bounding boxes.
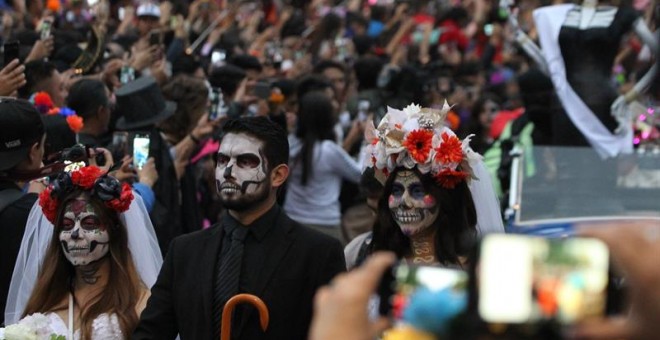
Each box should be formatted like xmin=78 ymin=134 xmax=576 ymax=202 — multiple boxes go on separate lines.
xmin=66 ymin=115 xmax=84 ymax=133
xmin=402 ymin=129 xmax=434 ymax=163
xmin=435 ymin=132 xmax=463 ymax=164
xmin=269 ymin=92 xmax=285 ymax=104
xmin=434 ymin=168 xmax=468 ymax=189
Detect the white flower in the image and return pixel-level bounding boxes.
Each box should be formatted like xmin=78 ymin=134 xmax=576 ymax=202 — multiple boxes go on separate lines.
xmin=3 ymin=323 xmax=38 ymax=340
xmin=403 ymin=103 xmax=422 ymax=117
xmin=19 ymin=314 xmax=52 ymax=338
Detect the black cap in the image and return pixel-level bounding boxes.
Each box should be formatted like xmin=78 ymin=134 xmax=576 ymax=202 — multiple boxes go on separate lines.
xmin=0 ymin=98 xmax=45 ymax=171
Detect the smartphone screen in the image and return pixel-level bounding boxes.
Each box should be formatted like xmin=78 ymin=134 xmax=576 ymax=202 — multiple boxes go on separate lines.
xmin=149 ymin=31 xmax=161 ymax=46
xmin=211 ymin=49 xmax=226 ymax=66
xmin=132 ymin=134 xmax=150 ymax=170
xmin=40 ymin=19 xmax=52 ymax=40
xmin=378 ymin=262 xmax=468 ymax=323
xmin=209 ymin=88 xmax=226 ymax=121
xmin=358 ymin=100 xmax=370 ymax=121
xmin=253 ymin=82 xmax=271 ymax=100
xmin=478 ymin=235 xmax=610 ymax=325
xmin=4 ymin=41 xmax=19 ymax=66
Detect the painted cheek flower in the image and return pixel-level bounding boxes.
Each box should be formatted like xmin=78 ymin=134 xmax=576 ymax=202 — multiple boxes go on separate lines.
xmin=402 ymin=129 xmax=434 ymax=163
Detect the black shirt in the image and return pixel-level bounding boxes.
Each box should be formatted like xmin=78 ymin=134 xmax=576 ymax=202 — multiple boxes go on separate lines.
xmin=218 ymin=205 xmax=280 ymax=334
xmin=0 ymin=181 xmax=37 ymax=326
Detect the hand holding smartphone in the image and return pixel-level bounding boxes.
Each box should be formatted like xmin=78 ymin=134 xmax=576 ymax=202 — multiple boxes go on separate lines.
xmin=3 ymin=40 xmax=19 ymax=66
xmin=478 ymin=234 xmax=610 ymax=325
xmin=132 ymin=134 xmax=150 ymax=170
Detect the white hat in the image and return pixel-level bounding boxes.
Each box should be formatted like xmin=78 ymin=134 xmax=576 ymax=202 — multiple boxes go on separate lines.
xmin=136 ymin=2 xmax=160 ymax=18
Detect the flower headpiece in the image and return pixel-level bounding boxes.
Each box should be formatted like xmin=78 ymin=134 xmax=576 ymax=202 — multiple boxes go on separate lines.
xmin=30 ymin=92 xmax=84 ymax=133
xmin=363 ymin=102 xmax=478 ymax=189
xmin=39 ymin=166 xmax=134 ymax=224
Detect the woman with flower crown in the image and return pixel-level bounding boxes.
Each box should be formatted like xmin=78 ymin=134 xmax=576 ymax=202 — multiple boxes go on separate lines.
xmin=356 ymin=103 xmax=505 ymax=267
xmin=3 ymin=166 xmax=162 ymax=339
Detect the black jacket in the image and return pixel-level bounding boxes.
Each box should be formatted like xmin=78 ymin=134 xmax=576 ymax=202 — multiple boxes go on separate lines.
xmin=133 ymin=207 xmax=346 ymax=340
xmin=0 ymin=183 xmax=37 ymax=326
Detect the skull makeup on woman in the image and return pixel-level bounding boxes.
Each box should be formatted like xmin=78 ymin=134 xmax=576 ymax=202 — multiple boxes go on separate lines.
xmin=215 ymin=132 xmax=270 ymax=211
xmin=59 ymin=198 xmax=110 ymax=266
xmin=362 ymin=103 xmax=504 ymax=266
xmin=388 ymin=170 xmax=439 ymax=236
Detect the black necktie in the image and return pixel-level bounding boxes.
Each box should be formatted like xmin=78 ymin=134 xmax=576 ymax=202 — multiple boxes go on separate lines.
xmin=213 ymin=226 xmax=248 ymax=339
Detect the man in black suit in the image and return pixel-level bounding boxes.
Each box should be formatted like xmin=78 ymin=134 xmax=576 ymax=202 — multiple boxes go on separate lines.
xmin=134 ymin=117 xmax=346 ymax=340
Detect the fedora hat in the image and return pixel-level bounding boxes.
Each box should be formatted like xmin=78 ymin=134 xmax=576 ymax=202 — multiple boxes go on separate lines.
xmin=115 ymin=76 xmax=176 ymax=131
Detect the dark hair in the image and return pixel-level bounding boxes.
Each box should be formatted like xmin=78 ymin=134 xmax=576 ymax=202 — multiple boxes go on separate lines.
xmin=221 ymin=116 xmax=289 ymax=172
xmin=354 ymin=56 xmax=383 ymax=91
xmin=67 ymin=79 xmax=109 ymax=120
xmin=230 ymin=54 xmax=263 ymax=72
xmin=369 ymin=167 xmax=477 ymax=266
xmin=160 ymin=75 xmax=209 ymax=143
xmin=370 ymin=5 xmax=387 ymax=22
xmin=295 ymin=92 xmax=336 ymax=185
xmin=296 ymin=75 xmax=333 ymax=101
xmin=209 ymin=64 xmax=246 ymax=97
xmin=19 ymin=60 xmax=58 ymax=99
xmin=172 ymin=53 xmax=203 ymax=76
xmin=23 ymin=190 xmax=144 ymax=340
xmin=313 ymin=60 xmax=346 ymax=76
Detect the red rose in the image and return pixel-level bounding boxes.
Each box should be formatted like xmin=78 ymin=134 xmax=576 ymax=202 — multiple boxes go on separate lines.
xmin=39 ymin=188 xmax=59 ymax=224
xmin=71 ymin=166 xmax=103 ymax=189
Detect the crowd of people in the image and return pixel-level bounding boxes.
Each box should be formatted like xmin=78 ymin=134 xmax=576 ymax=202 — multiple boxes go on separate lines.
xmin=0 ymin=0 xmax=658 ymax=338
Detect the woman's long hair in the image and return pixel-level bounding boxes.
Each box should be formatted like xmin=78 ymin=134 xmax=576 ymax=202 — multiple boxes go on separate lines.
xmin=369 ymin=167 xmax=477 ymax=266
xmin=295 ymin=92 xmax=337 ymax=185
xmin=23 ymin=190 xmax=144 ymax=339
xmin=160 ymin=75 xmax=209 ymax=143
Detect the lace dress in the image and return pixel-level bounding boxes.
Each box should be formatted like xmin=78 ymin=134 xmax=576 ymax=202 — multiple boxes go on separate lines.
xmin=45 ymin=295 xmax=124 ymax=340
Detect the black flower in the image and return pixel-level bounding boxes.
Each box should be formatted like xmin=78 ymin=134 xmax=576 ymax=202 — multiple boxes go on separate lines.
xmin=50 ymin=173 xmax=73 ymax=200
xmin=93 ymin=176 xmax=121 ymax=201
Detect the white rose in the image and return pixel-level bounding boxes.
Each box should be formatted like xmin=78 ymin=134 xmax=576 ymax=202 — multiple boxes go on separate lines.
xmin=19 ymin=314 xmax=52 ymax=338
xmin=3 ymin=323 xmax=38 ymax=340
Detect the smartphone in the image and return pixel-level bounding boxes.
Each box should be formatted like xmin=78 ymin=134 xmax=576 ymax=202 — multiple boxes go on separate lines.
xmin=3 ymin=40 xmax=19 ymax=67
xmin=377 ymin=262 xmax=468 ymax=325
xmin=111 ymin=132 xmax=129 ymax=159
xmin=357 ymin=100 xmax=370 ymax=122
xmin=149 ymin=31 xmax=161 ymax=46
xmin=40 ymin=19 xmax=52 ymax=40
xmin=478 ymin=234 xmax=610 ymax=325
xmin=211 ymin=49 xmax=226 ymax=66
xmin=253 ymin=82 xmax=271 ymax=100
xmin=132 ymin=134 xmax=150 ymax=170
xmin=120 ymin=66 xmax=135 ymax=84
xmin=208 ymin=88 xmax=226 ymax=121
xmin=118 ymin=7 xmax=125 ymax=20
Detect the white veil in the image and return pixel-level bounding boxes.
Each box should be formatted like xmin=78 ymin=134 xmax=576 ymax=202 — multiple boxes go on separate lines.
xmin=466 ymin=151 xmax=505 ymax=235
xmin=4 ymin=193 xmax=163 ymax=325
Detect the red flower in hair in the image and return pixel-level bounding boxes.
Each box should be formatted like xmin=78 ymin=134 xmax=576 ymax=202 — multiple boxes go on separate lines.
xmin=434 ymin=132 xmax=463 ymax=164
xmin=66 ymin=115 xmax=84 ymax=133
xmin=39 ymin=187 xmax=59 ymax=224
xmin=71 ymin=166 xmax=104 ymax=189
xmin=105 ymin=183 xmax=133 ymax=212
xmin=403 ymin=129 xmax=434 ymax=163
xmin=34 ymin=92 xmax=54 ymax=110
xmin=434 ymin=168 xmax=469 ymax=189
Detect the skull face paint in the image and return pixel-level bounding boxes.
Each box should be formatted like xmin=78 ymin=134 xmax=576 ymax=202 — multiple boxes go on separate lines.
xmin=215 ymin=132 xmax=270 ymax=211
xmin=59 ymin=199 xmax=110 ymax=266
xmin=388 ymin=170 xmax=439 ymax=236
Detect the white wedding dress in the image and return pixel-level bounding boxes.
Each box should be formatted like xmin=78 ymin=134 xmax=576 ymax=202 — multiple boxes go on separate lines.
xmin=46 ymin=312 xmax=123 ymax=340
xmin=45 ymin=295 xmax=124 ymax=340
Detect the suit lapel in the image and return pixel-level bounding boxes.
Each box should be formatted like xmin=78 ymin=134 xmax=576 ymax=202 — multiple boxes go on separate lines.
xmin=253 ymin=213 xmax=295 ymax=297
xmin=199 ymin=225 xmax=224 ymax=331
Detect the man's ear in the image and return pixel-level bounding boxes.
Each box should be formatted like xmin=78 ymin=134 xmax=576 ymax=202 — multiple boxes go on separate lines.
xmin=270 ymin=164 xmax=289 ymax=188
xmin=28 ymin=141 xmax=42 ymax=163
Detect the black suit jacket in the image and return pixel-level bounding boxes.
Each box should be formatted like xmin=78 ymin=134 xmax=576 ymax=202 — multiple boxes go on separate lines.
xmin=133 ymin=208 xmax=346 ymax=340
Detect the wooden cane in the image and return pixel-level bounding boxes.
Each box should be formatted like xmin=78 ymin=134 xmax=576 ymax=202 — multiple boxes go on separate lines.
xmin=220 ymin=294 xmax=269 ymax=340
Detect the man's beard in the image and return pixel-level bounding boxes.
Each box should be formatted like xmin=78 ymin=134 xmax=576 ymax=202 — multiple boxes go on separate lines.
xmin=218 ymin=178 xmax=271 ymax=212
